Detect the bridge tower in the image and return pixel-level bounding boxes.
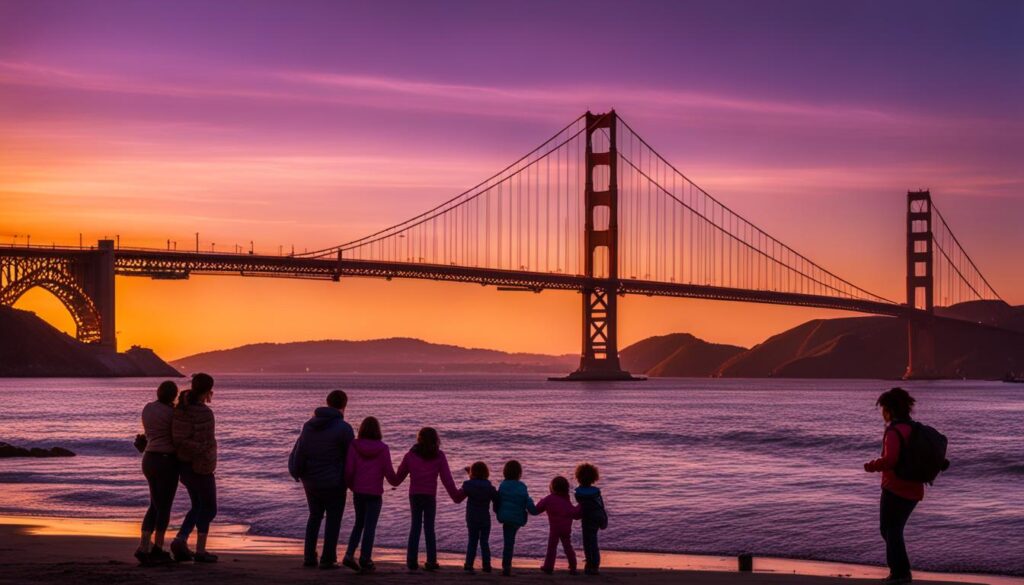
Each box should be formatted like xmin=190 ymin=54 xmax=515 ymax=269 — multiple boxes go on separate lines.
xmin=0 ymin=239 xmax=117 ymax=350
xmin=553 ymin=110 xmax=640 ymax=381
xmin=904 ymin=190 xmax=937 ymax=379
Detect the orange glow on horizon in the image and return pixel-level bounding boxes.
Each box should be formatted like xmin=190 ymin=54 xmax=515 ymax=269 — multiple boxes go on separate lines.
xmin=12 ymin=273 xmax=856 ymax=360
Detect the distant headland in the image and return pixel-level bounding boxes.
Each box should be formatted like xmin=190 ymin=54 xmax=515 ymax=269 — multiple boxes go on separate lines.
xmin=4 ymin=301 xmax=1023 ymax=379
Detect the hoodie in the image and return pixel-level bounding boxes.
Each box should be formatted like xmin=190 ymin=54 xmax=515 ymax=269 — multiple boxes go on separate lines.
xmin=394 ymin=449 xmax=459 ymax=499
xmin=345 ymin=438 xmax=399 ymax=496
xmin=496 ymin=479 xmax=537 ymax=527
xmin=574 ymin=486 xmax=607 ymax=529
xmin=454 ymin=478 xmax=500 ymax=524
xmin=288 ymin=407 xmax=355 ymax=489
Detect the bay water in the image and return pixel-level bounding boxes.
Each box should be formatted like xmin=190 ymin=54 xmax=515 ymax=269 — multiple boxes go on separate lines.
xmin=1 ymin=375 xmax=1021 ymax=575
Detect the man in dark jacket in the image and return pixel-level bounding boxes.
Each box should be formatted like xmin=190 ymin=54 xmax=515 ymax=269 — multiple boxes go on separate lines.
xmin=289 ymin=390 xmax=354 ymax=569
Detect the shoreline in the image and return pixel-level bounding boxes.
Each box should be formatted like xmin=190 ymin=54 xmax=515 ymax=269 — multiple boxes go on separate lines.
xmin=0 ymin=514 xmax=1017 ymax=585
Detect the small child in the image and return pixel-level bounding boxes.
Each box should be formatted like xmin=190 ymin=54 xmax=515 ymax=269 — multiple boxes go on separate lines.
xmin=495 ymin=460 xmax=537 ymax=576
xmin=453 ymin=461 xmax=500 ymax=573
xmin=574 ymin=463 xmax=608 ymax=575
xmin=534 ymin=475 xmax=581 ymax=575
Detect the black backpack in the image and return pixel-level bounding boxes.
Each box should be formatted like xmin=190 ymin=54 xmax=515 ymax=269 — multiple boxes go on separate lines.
xmin=890 ymin=421 xmax=950 ymax=485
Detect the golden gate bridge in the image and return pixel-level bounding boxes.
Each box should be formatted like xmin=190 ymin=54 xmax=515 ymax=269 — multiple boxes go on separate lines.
xmin=0 ymin=111 xmax=1006 ymax=380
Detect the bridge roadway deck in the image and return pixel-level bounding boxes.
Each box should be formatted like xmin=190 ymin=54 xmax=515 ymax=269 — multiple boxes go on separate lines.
xmin=1 ymin=246 xmax=908 ymax=318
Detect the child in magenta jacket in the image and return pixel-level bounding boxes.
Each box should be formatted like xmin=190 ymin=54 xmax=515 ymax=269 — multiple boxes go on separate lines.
xmin=534 ymin=475 xmax=582 ymax=575
xmin=342 ymin=416 xmax=399 ymax=573
xmin=394 ymin=427 xmax=460 ymax=571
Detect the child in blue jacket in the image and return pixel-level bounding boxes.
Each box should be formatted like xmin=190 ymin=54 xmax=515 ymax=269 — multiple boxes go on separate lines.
xmin=454 ymin=461 xmax=500 ymax=573
xmin=495 ymin=460 xmax=537 ymax=576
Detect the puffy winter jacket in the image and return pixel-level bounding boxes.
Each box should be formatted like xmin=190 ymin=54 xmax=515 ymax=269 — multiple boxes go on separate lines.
xmin=172 ymin=401 xmax=217 ymax=475
xmin=496 ymin=479 xmax=537 ymax=527
xmin=574 ymin=486 xmax=608 ymax=529
xmin=288 ymin=407 xmax=354 ymax=489
xmin=345 ymin=438 xmax=399 ymax=496
xmin=454 ymin=478 xmax=500 ymax=524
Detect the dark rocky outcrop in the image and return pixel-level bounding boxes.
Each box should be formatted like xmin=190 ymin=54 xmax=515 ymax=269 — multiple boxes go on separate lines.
xmin=618 ymin=301 xmax=1024 ymax=379
xmin=0 ymin=306 xmax=181 ymax=377
xmin=0 ymin=442 xmax=76 ymax=458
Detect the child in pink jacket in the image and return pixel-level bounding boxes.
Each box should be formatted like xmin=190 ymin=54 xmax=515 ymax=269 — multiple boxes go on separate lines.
xmin=394 ymin=427 xmax=460 ymax=571
xmin=533 ymin=475 xmax=582 ymax=575
xmin=342 ymin=417 xmax=399 ymax=573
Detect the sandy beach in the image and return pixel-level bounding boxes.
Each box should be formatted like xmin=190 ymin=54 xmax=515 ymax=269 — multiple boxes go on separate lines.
xmin=0 ymin=515 xmax=1016 ymax=585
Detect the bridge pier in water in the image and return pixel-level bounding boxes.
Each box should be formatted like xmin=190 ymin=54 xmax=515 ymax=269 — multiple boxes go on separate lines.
xmin=551 ymin=110 xmax=641 ymax=381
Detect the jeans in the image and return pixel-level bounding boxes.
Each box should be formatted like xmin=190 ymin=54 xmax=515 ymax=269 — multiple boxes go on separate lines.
xmin=465 ymin=518 xmax=492 ymax=568
xmin=501 ymin=523 xmax=519 ymax=571
xmin=345 ymin=493 xmax=383 ymax=564
xmin=176 ymin=464 xmax=217 ymax=540
xmin=302 ymin=483 xmax=347 ymax=564
xmin=582 ymin=525 xmax=600 ymax=570
xmin=880 ymin=489 xmax=918 ymax=578
xmin=141 ymin=452 xmax=179 ymax=534
xmin=407 ymin=494 xmax=437 ymax=568
xmin=542 ymin=529 xmax=577 ymax=572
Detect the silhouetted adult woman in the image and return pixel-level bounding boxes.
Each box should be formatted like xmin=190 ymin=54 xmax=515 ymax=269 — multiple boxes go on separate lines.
xmin=136 ymin=380 xmax=180 ymax=564
xmin=864 ymin=387 xmax=924 ymax=585
xmin=170 ymin=373 xmax=219 ymax=563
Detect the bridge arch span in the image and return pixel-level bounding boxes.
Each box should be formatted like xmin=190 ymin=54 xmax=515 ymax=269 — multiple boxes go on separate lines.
xmin=1 ymin=257 xmax=104 ymax=344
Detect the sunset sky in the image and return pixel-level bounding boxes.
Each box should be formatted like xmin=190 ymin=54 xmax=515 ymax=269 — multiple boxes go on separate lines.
xmin=2 ymin=1 xmax=1022 ymax=359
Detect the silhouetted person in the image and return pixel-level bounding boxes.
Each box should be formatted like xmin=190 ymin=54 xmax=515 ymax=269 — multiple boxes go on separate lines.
xmin=342 ymin=416 xmax=399 ymax=574
xmin=394 ymin=426 xmax=460 ymax=571
xmin=574 ymin=462 xmax=608 ymax=575
xmin=495 ymin=460 xmax=538 ymax=576
xmin=864 ymin=387 xmax=924 ymax=585
xmin=453 ymin=461 xmax=500 ymax=573
xmin=136 ymin=380 xmax=179 ymax=565
xmin=288 ymin=390 xmax=354 ymax=570
xmin=170 ymin=373 xmax=218 ymax=563
xmin=535 ymin=475 xmax=581 ymax=575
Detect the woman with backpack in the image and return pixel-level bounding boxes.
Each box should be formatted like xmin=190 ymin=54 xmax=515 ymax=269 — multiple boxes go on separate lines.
xmin=863 ymin=387 xmax=925 ymax=585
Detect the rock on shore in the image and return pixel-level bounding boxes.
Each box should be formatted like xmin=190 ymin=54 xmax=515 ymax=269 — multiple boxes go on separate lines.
xmin=0 ymin=442 xmax=76 ymax=458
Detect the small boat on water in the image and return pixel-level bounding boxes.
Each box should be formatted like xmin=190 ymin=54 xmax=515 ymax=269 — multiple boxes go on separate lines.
xmin=1002 ymin=372 xmax=1024 ymax=383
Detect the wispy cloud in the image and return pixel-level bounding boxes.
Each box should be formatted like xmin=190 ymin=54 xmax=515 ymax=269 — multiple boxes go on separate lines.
xmin=2 ymin=59 xmax=1011 ymax=132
